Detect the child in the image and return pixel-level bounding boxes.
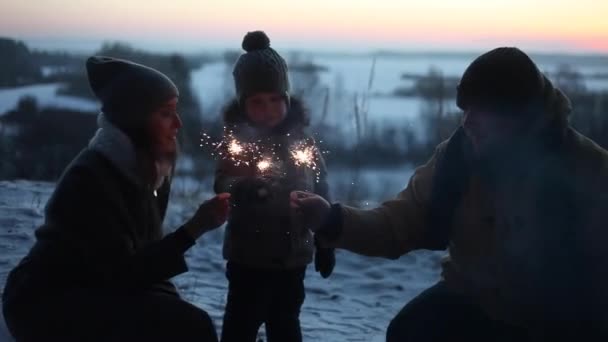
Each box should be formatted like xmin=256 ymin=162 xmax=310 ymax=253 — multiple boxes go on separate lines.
xmin=214 ymin=31 xmax=335 ymax=342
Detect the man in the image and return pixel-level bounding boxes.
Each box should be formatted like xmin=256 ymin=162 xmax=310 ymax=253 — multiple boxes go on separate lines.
xmin=291 ymin=47 xmax=608 ymax=341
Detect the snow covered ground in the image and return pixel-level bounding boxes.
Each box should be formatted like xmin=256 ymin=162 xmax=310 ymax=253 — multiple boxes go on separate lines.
xmin=0 ymin=83 xmax=98 ymax=115
xmin=0 ymin=169 xmax=444 ymax=341
xmin=191 ymin=54 xmax=608 ymax=147
xmin=0 ymin=181 xmax=54 ymax=342
xmin=1 ymin=52 xmax=606 ymax=341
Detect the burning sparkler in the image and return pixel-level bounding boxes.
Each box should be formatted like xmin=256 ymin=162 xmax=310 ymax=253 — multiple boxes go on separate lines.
xmin=201 ymin=130 xmax=328 ymax=183
xmin=257 ymin=159 xmax=272 ymax=172
xmin=290 ymin=145 xmax=316 ymax=170
xmin=288 ymin=139 xmax=326 ymax=183
xmin=228 ymin=139 xmax=244 ymax=155
xmin=200 ymin=129 xmax=264 ymax=167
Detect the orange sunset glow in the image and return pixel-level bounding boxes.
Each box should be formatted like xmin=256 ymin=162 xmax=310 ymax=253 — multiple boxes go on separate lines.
xmin=0 ymin=0 xmax=607 ymax=52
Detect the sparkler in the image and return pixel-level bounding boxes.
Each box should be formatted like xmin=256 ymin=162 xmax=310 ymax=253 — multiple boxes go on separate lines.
xmin=257 ymin=159 xmax=272 ymax=172
xmin=288 ymin=139 xmax=327 ymax=183
xmin=201 ymin=130 xmax=328 ymax=183
xmin=228 ymin=139 xmax=244 ymax=155
xmin=290 ymin=145 xmax=316 ymax=170
xmin=200 ymin=129 xmax=263 ymax=167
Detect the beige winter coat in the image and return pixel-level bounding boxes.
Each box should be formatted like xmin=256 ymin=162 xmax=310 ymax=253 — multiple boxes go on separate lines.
xmin=327 ymin=77 xmax=608 ymax=328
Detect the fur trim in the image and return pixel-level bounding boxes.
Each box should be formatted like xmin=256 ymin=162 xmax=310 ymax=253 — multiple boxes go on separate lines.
xmin=89 ymin=112 xmax=172 ymax=190
xmin=89 ymin=112 xmax=140 ymax=186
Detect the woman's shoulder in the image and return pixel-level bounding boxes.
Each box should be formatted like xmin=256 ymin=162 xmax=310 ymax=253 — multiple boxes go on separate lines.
xmin=45 ymin=148 xmax=136 ymax=217
xmin=59 ymin=149 xmax=115 ymax=180
xmin=53 ymin=148 xmax=130 ymax=198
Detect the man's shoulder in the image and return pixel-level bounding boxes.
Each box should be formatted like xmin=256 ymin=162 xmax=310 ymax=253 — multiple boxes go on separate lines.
xmin=560 ymin=128 xmax=608 ymax=195
xmin=565 ymin=128 xmax=608 ymax=172
xmin=432 ymin=128 xmax=469 ymax=164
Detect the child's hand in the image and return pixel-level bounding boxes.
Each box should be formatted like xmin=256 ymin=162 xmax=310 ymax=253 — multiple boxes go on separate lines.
xmin=289 ymin=191 xmax=330 ymax=232
xmin=231 ymin=177 xmax=273 ymax=207
xmin=183 ymin=193 xmax=231 ymax=240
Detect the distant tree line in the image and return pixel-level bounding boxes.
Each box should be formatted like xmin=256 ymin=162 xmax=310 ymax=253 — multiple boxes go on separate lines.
xmin=0 ymin=38 xmax=43 ymax=87
xmin=0 ymin=96 xmax=97 ymax=180
xmin=0 ymin=39 xmax=214 ymax=180
xmin=56 ymin=42 xmax=208 ymax=155
xmin=0 ymin=39 xmax=606 ymax=182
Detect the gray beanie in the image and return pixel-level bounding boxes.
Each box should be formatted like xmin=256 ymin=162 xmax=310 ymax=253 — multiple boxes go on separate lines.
xmin=232 ymin=31 xmax=290 ymax=103
xmin=86 ymin=56 xmax=179 ymax=131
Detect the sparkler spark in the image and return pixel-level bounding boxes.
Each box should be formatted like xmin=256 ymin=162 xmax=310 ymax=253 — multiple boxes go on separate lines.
xmin=201 ymin=130 xmax=328 ymax=183
xmin=228 ymin=139 xmax=244 ymax=155
xmin=200 ymin=129 xmax=264 ymax=167
xmin=291 ymin=147 xmax=316 ymax=169
xmin=289 ymin=140 xmax=318 ymax=170
xmin=288 ymin=139 xmax=325 ymax=183
xmin=257 ymin=159 xmax=272 ymax=172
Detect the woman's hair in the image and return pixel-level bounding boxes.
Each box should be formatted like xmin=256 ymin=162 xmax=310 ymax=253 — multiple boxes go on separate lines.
xmin=136 ymin=115 xmax=179 ymax=189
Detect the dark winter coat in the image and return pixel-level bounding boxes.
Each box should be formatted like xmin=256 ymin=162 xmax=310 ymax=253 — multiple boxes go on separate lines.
xmin=324 ymin=76 xmax=608 ymax=329
xmin=2 ymin=119 xmax=195 ymax=313
xmin=214 ymin=98 xmax=330 ymax=269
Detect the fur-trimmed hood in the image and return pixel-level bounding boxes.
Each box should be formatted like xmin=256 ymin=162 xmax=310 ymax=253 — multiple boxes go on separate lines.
xmin=88 ymin=112 xmax=172 ymax=191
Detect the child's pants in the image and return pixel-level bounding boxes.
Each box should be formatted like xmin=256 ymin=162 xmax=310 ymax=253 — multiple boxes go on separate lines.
xmin=220 ymin=261 xmax=306 ymax=342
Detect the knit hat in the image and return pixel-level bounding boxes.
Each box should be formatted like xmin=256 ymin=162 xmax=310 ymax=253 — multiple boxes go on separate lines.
xmin=232 ymin=31 xmax=290 ymax=103
xmin=86 ymin=56 xmax=179 ymax=131
xmin=457 ymin=47 xmax=545 ymax=114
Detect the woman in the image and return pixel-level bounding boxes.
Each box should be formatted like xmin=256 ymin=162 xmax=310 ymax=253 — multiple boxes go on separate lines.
xmin=2 ymin=56 xmax=229 ymax=341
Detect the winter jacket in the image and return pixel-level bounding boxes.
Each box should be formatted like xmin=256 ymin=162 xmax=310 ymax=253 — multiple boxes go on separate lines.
xmin=2 ymin=115 xmax=194 ymax=312
xmin=322 ymin=76 xmax=608 ymax=329
xmin=215 ymin=98 xmax=331 ymax=270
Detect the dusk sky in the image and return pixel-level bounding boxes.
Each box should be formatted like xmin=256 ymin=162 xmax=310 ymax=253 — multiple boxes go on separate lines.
xmin=1 ymin=0 xmax=607 ymax=53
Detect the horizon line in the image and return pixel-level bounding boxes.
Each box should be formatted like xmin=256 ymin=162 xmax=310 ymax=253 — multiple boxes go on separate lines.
xmin=9 ymin=36 xmax=608 ymax=58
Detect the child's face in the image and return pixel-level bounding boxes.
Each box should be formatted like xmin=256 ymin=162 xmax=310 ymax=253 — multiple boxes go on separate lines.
xmin=244 ymin=92 xmax=287 ymax=128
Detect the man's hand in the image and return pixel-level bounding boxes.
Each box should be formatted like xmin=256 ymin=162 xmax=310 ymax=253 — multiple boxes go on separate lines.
xmin=289 ymin=191 xmax=331 ymax=232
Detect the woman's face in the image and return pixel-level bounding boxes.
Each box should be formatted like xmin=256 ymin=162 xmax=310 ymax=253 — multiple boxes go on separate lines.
xmin=244 ymin=92 xmax=288 ymax=128
xmin=148 ymin=97 xmax=182 ymax=157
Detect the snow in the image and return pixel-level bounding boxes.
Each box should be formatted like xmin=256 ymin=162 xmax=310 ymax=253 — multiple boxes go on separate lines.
xmin=191 ymin=62 xmax=234 ymax=118
xmin=312 ymin=54 xmax=608 ymax=96
xmin=0 ymin=311 xmax=11 ymax=342
xmin=585 ymin=79 xmax=608 ymax=92
xmin=0 ymin=167 xmax=444 ymax=341
xmin=1 ymin=52 xmax=607 ymax=340
xmin=314 ymin=55 xmax=470 ymax=94
xmin=40 ymin=66 xmax=75 ymax=78
xmin=0 ymin=181 xmax=53 ymax=342
xmin=0 ymin=55 xmax=605 ymax=125
xmin=189 ymin=55 xmax=608 ymax=146
xmin=0 ymin=83 xmax=98 ymax=115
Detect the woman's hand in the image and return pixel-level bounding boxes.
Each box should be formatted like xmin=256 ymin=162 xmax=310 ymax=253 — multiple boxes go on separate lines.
xmin=184 ymin=193 xmax=231 ymax=240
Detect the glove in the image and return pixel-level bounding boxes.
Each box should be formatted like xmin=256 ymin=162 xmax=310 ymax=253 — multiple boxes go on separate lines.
xmin=314 ymin=236 xmax=335 ymax=278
